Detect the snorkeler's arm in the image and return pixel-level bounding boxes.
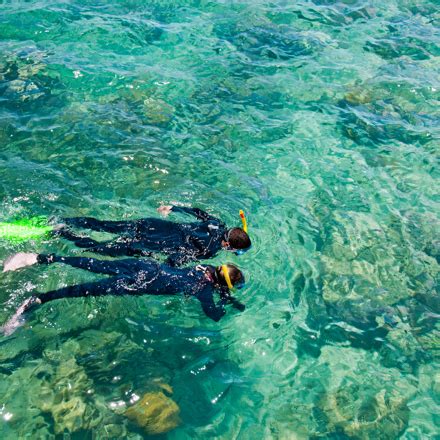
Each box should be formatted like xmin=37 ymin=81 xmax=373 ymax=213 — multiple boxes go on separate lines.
xmin=196 ymin=288 xmax=227 ymax=322
xmin=219 ymin=288 xmax=246 ymax=312
xmin=166 ymin=252 xmax=196 ymax=267
xmin=166 ymin=237 xmax=211 ymax=267
xmin=170 ymin=206 xmax=220 ymax=222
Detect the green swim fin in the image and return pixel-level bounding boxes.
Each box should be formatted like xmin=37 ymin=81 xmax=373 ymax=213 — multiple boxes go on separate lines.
xmin=0 ymin=216 xmax=53 ymax=243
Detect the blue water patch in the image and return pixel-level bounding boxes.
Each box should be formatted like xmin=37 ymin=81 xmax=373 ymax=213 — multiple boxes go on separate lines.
xmin=0 ymin=0 xmax=439 ymax=438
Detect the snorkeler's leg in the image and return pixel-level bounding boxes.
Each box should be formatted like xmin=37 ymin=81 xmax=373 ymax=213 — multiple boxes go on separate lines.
xmin=56 ymin=229 xmax=145 ymax=256
xmin=55 ymin=228 xmax=103 ymax=248
xmin=1 ymin=277 xmax=132 ymax=335
xmin=38 ymin=277 xmax=138 ymax=304
xmin=84 ymin=242 xmax=154 ymax=258
xmin=62 ymin=217 xmax=134 ymax=233
xmin=2 ymin=250 xmax=150 ymax=275
xmin=37 ymin=254 xmax=144 ymax=276
xmin=1 ymin=295 xmax=42 ymax=335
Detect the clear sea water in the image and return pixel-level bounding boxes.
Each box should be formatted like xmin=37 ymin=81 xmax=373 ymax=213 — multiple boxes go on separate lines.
xmin=0 ymin=0 xmax=439 ymax=438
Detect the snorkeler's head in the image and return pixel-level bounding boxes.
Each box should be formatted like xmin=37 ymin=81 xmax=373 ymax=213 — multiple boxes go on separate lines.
xmin=215 ymin=264 xmax=245 ymax=290
xmin=223 ymin=228 xmax=251 ymax=254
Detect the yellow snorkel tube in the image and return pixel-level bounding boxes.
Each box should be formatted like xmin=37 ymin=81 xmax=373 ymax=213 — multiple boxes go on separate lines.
xmin=239 ymin=209 xmax=248 ymax=233
xmin=221 ymin=264 xmax=234 ymax=290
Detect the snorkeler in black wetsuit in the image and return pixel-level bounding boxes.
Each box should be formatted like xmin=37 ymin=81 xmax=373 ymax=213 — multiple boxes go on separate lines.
xmin=57 ymin=206 xmax=251 ymax=267
xmin=1 ymin=252 xmax=246 ymax=334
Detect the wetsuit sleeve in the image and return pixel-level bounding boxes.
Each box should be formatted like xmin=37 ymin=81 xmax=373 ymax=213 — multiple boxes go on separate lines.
xmin=166 ymin=248 xmax=215 ymax=267
xmin=37 ymin=254 xmax=143 ymax=276
xmin=170 ymin=206 xmax=219 ymax=222
xmin=166 ymin=236 xmax=215 ymax=267
xmin=196 ymin=287 xmax=227 ymax=322
xmin=166 ymin=252 xmax=197 ymax=267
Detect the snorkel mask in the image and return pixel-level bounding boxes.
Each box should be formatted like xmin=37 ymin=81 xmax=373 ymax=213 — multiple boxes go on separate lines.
xmin=234 ymin=248 xmax=247 ymax=256
xmin=221 ymin=264 xmax=245 ymax=290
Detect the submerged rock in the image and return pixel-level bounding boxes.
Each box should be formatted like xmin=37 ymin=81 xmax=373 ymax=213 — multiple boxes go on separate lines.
xmin=265 ymin=345 xmax=418 ymax=438
xmin=0 ymin=47 xmax=67 ymax=116
xmin=32 ymin=358 xmax=103 ymax=434
xmin=315 ymin=347 xmax=417 ymax=439
xmin=304 ymin=186 xmax=439 ymax=368
xmin=124 ymin=390 xmax=181 ymax=435
xmin=321 ymin=384 xmax=410 ymax=439
xmin=337 ymin=76 xmax=438 ymax=147
xmin=143 ymin=97 xmax=174 ymax=124
xmin=365 ymin=13 xmax=439 ymax=61
xmin=306 ymin=0 xmax=375 ymax=26
xmin=216 ymin=21 xmax=321 ymax=62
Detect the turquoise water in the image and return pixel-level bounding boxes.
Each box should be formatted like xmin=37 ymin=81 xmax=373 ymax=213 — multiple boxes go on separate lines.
xmin=0 ymin=0 xmax=439 ymax=438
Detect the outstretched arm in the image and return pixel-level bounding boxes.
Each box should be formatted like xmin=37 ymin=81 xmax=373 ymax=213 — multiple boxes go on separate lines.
xmin=159 ymin=205 xmax=220 ymax=222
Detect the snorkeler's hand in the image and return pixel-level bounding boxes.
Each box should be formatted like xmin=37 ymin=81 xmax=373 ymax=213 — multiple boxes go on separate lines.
xmin=157 ymin=205 xmax=172 ymax=217
xmin=229 ymin=297 xmax=245 ymax=312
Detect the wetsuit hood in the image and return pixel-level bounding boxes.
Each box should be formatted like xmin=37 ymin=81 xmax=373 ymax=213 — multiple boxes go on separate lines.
xmin=223 ymin=230 xmax=251 ymax=255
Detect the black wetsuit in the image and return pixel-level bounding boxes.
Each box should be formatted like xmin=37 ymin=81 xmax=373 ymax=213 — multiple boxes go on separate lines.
xmin=58 ymin=206 xmax=227 ymax=267
xmin=35 ymin=254 xmax=244 ymax=321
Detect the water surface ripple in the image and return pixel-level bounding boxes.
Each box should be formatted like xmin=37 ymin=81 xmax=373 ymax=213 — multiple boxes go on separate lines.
xmin=0 ymin=0 xmax=439 ymax=438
